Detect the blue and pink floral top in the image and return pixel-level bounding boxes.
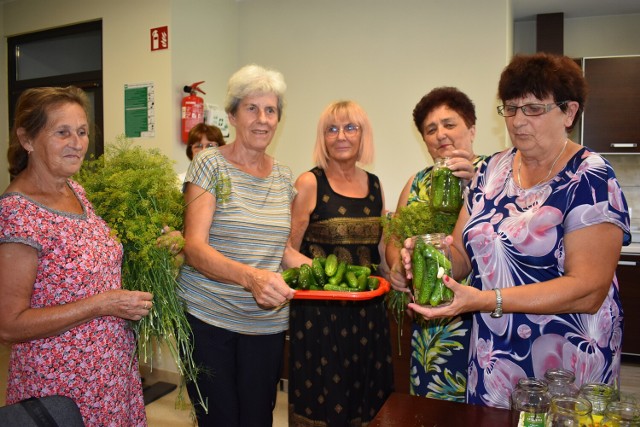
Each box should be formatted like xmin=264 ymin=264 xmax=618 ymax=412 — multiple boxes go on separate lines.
xmin=463 ymin=147 xmax=630 ymax=408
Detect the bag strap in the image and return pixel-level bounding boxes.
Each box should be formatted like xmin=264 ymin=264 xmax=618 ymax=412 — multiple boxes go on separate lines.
xmin=19 ymin=397 xmax=60 ymax=427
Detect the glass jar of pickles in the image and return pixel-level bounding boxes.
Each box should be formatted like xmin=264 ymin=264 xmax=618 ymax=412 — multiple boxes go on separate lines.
xmin=511 ymin=377 xmax=552 ymax=427
xmin=430 ymin=157 xmax=462 ymax=213
xmin=412 ymin=233 xmax=453 ymax=306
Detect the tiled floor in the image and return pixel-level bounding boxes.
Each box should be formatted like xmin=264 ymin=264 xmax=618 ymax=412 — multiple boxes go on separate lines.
xmin=1 ymin=343 xmax=638 ymax=426
xmin=144 ymin=386 xmax=289 ymax=427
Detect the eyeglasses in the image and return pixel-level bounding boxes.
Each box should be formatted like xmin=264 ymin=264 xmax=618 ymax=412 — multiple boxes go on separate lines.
xmin=325 ymin=123 xmax=360 ymax=139
xmin=497 ymin=101 xmax=568 ymax=117
xmin=193 ymin=142 xmax=217 ymax=149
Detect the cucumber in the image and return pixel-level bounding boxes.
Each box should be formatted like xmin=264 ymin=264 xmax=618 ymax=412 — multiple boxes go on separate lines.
xmin=324 ymin=254 xmax=338 ymax=277
xmin=311 ymin=257 xmax=327 ymax=285
xmin=281 ymin=267 xmax=299 ymax=288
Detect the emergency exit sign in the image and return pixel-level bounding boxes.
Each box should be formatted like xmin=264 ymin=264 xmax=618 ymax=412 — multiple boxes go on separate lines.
xmin=150 ymin=26 xmax=168 ymax=51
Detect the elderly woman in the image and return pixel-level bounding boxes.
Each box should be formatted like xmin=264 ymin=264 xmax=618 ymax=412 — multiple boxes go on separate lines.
xmin=178 ymin=64 xmax=307 ymax=426
xmin=0 ymin=86 xmax=152 ymax=426
xmin=386 ymin=87 xmax=486 ymax=402
xmin=402 ymin=53 xmax=631 ymax=408
xmin=287 ymin=100 xmax=394 ymax=426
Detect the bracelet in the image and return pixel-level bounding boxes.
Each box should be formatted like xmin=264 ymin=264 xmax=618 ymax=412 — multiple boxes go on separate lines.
xmin=490 ymin=288 xmax=503 ymax=318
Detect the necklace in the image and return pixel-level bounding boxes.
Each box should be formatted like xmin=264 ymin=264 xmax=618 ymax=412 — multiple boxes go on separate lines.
xmin=517 ymin=139 xmax=568 ymax=189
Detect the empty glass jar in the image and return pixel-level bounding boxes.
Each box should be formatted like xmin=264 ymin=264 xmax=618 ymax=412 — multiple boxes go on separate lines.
xmin=511 ymin=377 xmax=551 ymax=427
xmin=544 ymin=368 xmax=580 ymax=398
xmin=600 ymin=401 xmax=640 ymax=427
xmin=580 ymin=383 xmax=619 ymax=426
xmin=545 ymin=395 xmax=594 ymax=426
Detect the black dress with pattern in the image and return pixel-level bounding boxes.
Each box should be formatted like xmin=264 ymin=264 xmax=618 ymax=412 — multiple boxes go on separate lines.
xmin=288 ymin=167 xmax=394 ymax=427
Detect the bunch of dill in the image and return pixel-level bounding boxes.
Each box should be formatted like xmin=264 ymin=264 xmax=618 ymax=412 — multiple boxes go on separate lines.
xmin=75 ymin=135 xmax=206 ymax=412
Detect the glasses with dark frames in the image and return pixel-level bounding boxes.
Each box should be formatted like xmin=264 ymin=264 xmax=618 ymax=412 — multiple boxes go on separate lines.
xmin=497 ymin=101 xmax=568 ymax=117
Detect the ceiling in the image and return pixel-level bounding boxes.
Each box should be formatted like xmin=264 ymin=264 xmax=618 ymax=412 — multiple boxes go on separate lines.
xmin=512 ymin=0 xmax=640 ymax=21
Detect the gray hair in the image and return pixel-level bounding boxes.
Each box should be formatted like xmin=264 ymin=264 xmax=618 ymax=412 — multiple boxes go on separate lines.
xmin=224 ymin=64 xmax=287 ymax=121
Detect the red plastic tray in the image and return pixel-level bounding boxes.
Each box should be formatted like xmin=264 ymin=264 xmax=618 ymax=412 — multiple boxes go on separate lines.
xmin=292 ymin=276 xmax=390 ymax=300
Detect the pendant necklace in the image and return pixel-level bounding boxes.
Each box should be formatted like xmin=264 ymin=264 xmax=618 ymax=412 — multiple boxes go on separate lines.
xmin=517 ymin=139 xmax=568 ymax=189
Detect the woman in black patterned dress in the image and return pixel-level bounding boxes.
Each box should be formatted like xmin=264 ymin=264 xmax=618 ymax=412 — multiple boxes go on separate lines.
xmin=287 ymin=100 xmax=394 ymax=426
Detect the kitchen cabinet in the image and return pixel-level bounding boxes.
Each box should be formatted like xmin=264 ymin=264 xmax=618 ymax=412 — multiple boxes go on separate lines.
xmin=581 ymin=56 xmax=640 ymax=154
xmin=618 ymin=253 xmax=640 ymax=356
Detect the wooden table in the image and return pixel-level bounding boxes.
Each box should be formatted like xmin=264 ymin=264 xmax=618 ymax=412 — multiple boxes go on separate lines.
xmin=370 ymin=392 xmax=512 ymax=426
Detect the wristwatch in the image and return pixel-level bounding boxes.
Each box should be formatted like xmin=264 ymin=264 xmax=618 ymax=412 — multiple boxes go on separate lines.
xmin=490 ymin=288 xmax=503 ymax=318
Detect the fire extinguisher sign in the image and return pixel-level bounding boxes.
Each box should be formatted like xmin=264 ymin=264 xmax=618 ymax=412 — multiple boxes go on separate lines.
xmin=150 ymin=26 xmax=168 ymax=51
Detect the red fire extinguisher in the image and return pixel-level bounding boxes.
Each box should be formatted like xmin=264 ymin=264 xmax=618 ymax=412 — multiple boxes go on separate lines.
xmin=181 ymin=81 xmax=206 ymax=143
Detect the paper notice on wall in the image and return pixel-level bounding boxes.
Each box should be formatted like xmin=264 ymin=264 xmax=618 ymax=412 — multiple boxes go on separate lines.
xmin=204 ymin=103 xmax=230 ymax=138
xmin=124 ymin=82 xmax=155 ymax=138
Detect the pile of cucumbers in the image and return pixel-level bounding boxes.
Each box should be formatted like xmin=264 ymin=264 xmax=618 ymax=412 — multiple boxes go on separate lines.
xmin=412 ymin=239 xmax=454 ymax=306
xmin=282 ymin=254 xmax=380 ymax=292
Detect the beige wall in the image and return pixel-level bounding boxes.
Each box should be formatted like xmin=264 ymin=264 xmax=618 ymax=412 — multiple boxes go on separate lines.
xmin=235 ymin=0 xmax=511 ymax=209
xmin=0 ymin=0 xmax=512 ymax=208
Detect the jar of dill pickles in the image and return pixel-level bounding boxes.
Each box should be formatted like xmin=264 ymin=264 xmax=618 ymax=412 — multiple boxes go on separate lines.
xmin=430 ymin=157 xmax=462 ymax=213
xmin=412 ymin=233 xmax=453 ymax=306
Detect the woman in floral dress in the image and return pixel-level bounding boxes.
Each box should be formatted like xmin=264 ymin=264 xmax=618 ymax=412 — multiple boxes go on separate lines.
xmin=386 ymin=87 xmax=486 ymax=401
xmin=404 ymin=53 xmax=630 ymax=408
xmin=0 ymin=86 xmax=151 ymax=426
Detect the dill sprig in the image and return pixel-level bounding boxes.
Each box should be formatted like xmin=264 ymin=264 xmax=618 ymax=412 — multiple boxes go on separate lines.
xmin=75 ymin=135 xmax=206 ymax=414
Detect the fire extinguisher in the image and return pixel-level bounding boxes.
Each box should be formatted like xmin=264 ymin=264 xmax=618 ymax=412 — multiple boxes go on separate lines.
xmin=181 ymin=81 xmax=206 ymax=143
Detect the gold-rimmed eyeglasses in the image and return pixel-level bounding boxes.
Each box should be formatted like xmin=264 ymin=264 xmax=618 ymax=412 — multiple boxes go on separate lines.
xmin=497 ymin=101 xmax=568 ymax=117
xmin=325 ymin=123 xmax=360 ymax=139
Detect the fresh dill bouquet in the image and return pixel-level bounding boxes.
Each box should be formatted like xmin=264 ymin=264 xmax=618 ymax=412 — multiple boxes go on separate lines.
xmin=75 ymin=135 xmax=205 ymax=411
xmin=381 ymin=202 xmax=458 ymax=352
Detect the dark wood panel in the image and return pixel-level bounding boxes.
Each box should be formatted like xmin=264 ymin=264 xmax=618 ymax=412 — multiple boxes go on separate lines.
xmin=388 ymin=312 xmax=412 ymax=394
xmin=536 ymin=13 xmax=564 ymax=54
xmin=618 ymin=254 xmax=640 ymax=355
xmin=582 ymin=56 xmax=640 ymax=153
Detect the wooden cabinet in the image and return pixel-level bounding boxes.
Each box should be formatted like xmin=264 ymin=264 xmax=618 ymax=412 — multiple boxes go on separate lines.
xmin=618 ymin=254 xmax=640 ymax=356
xmin=581 ymin=56 xmax=640 ymax=154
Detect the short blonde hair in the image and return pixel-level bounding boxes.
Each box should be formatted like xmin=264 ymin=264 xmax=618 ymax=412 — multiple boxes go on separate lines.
xmin=224 ymin=64 xmax=287 ymax=121
xmin=312 ymin=100 xmax=374 ymax=170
